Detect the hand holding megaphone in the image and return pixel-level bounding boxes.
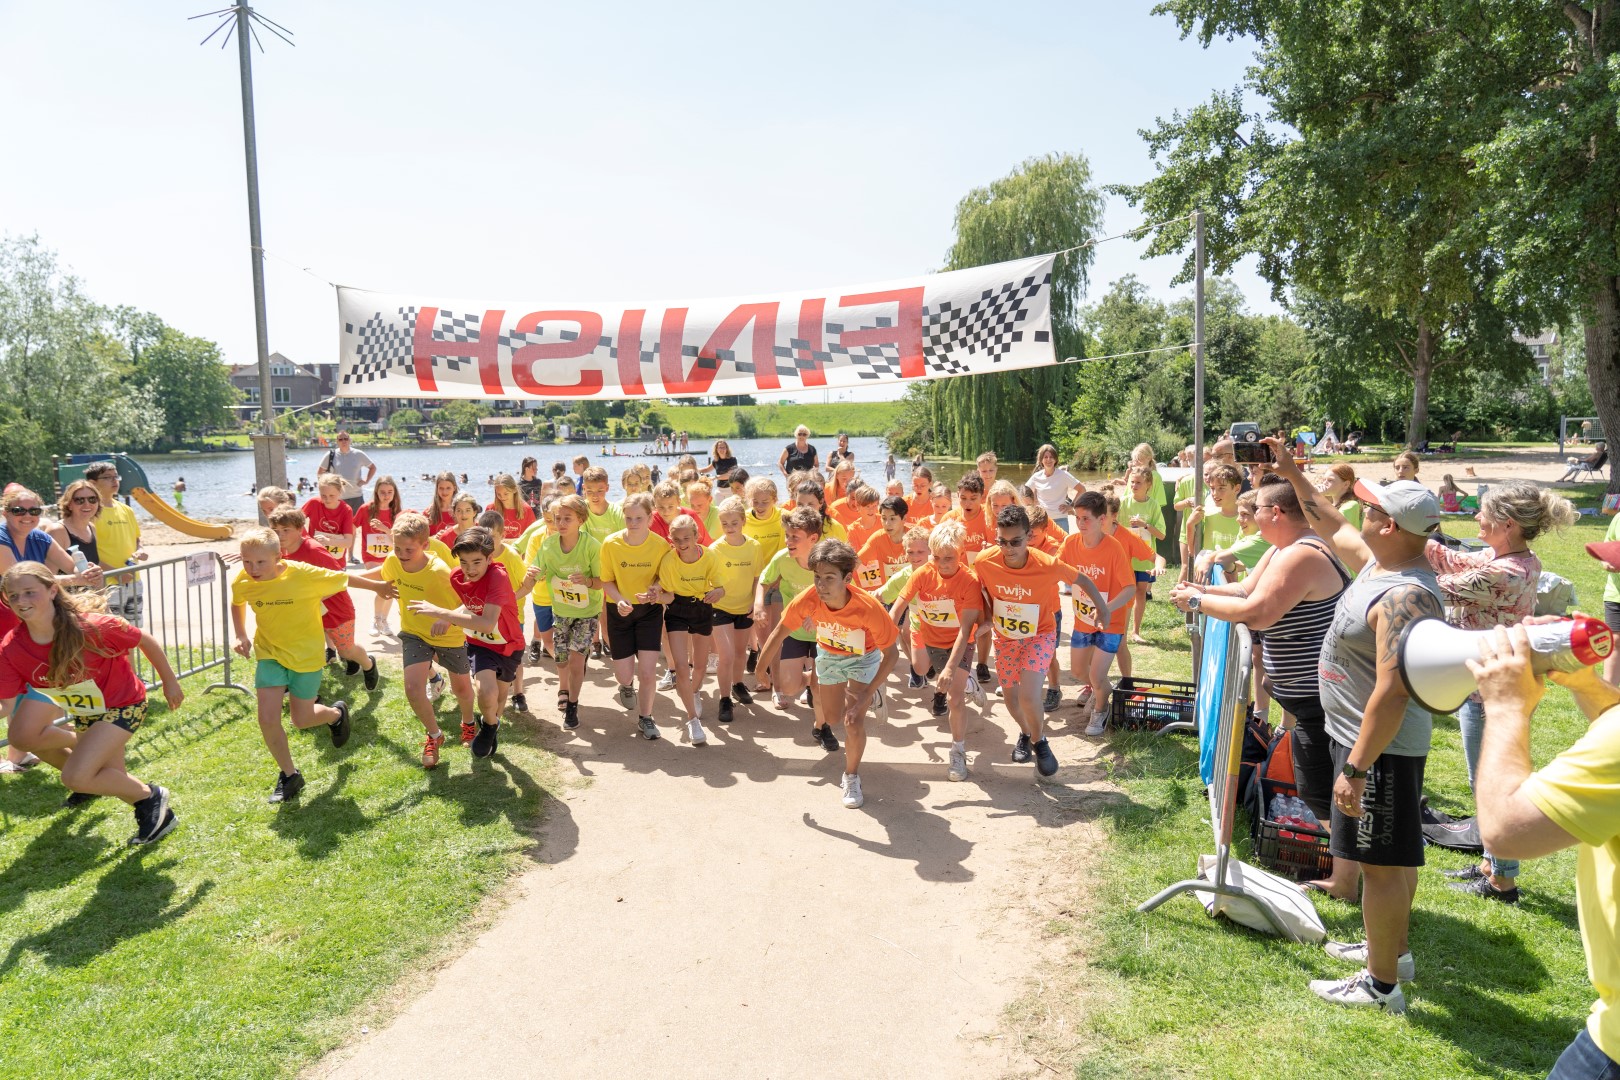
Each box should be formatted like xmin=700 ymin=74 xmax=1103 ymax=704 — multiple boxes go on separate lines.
xmin=1398 ymin=614 xmax=1614 ymax=714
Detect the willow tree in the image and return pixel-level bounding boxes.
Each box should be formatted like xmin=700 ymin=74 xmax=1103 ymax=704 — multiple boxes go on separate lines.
xmin=927 ymin=153 xmax=1103 ymax=462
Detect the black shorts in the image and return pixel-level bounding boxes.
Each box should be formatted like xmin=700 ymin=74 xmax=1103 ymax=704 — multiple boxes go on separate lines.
xmin=664 ymin=595 xmax=714 ymax=636
xmin=1328 ymin=739 xmax=1427 ymax=867
xmin=711 ymin=609 xmax=755 ymax=631
xmin=1606 ymin=600 xmax=1620 ymax=635
xmin=606 ymin=602 xmax=663 ymax=659
xmin=781 ymin=636 xmax=817 ymax=661
xmin=1273 ymin=692 xmax=1332 ymax=825
xmin=468 ymin=643 xmax=521 ymax=683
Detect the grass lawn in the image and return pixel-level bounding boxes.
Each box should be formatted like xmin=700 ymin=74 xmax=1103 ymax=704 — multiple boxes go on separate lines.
xmin=661 ymin=401 xmax=903 ymax=437
xmin=1013 ymin=507 xmax=1614 ymax=1078
xmin=0 ymin=664 xmax=560 ymax=1079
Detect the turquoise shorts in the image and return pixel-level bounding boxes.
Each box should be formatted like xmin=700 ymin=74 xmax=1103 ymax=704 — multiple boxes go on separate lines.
xmin=814 ymin=649 xmax=882 ymax=686
xmin=256 ymin=658 xmax=323 ymax=700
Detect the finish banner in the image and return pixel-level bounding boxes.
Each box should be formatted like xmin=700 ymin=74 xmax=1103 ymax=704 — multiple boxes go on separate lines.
xmin=334 ymin=254 xmax=1056 ymax=400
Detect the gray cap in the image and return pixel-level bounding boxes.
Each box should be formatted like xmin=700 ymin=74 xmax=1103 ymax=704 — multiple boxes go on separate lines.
xmin=1352 ymin=479 xmax=1441 ymax=536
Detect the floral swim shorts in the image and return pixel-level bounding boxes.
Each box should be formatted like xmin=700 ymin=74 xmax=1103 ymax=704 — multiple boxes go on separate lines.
xmin=994 ymin=631 xmax=1057 ymax=685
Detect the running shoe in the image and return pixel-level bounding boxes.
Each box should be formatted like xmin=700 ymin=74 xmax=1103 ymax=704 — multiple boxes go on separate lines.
xmin=657 ymin=670 xmax=678 ymax=692
xmin=422 ymin=732 xmax=445 ymax=769
xmin=1011 ymin=733 xmax=1032 ymax=764
xmin=731 ymin=682 xmax=753 ymax=705
xmin=814 ymin=724 xmax=840 ymax=753
xmin=840 ymin=772 xmax=865 ymax=809
xmin=687 ymin=717 xmax=708 ymax=745
xmin=617 ymin=684 xmax=637 ymax=710
xmin=460 ymin=718 xmax=478 ymax=746
xmin=948 ymin=746 xmax=968 ymax=782
xmin=328 ymin=700 xmax=352 ymax=748
xmin=427 ymin=672 xmax=446 ymax=702
xmin=1084 ymin=710 xmax=1107 ymax=737
xmin=1323 ymin=941 xmax=1416 ymax=982
xmin=802 ymin=685 xmax=815 ymax=708
xmin=869 ymin=686 xmax=886 ymax=719
xmin=472 ymin=721 xmax=499 ymax=759
xmin=966 ymin=677 xmax=988 ymax=708
xmin=975 ymin=662 xmax=991 ymax=683
xmin=1075 ymin=685 xmax=1094 ymax=710
xmin=526 ymin=640 xmax=544 ymax=664
xmin=706 ymin=653 xmax=718 ymax=674
xmin=1449 ymin=875 xmax=1520 ymax=904
xmin=718 ymin=697 xmax=734 ymax=724
xmin=1308 ymin=970 xmax=1406 ymax=1013
xmin=344 ymin=659 xmax=360 ymax=677
xmin=1043 ymin=687 xmax=1061 ymax=713
xmin=638 ymin=715 xmax=661 ymax=741
xmin=1441 ymin=865 xmax=1486 ymax=881
xmin=563 ymin=703 xmax=580 ymax=730
xmin=374 ymin=616 xmax=393 ymax=638
xmin=509 ymin=693 xmax=529 ymax=714
xmin=907 ymin=672 xmax=926 ymax=689
xmin=129 ymin=783 xmax=174 ymax=846
xmin=932 ymin=691 xmax=948 ymax=717
xmin=363 ymin=659 xmax=380 ymax=692
xmin=269 ymin=770 xmax=305 ymax=803
xmin=1034 ymin=738 xmax=1058 ymax=777
xmin=746 ymin=648 xmax=759 ymax=675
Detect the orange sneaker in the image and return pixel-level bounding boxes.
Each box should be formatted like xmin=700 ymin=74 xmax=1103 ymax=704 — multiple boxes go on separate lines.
xmin=422 ymin=731 xmax=446 ymax=769
xmin=460 ymin=719 xmax=477 ymax=746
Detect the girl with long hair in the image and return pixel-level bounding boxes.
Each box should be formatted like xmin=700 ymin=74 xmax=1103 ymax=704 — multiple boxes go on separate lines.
xmin=359 ymin=477 xmax=403 ymax=636
xmin=425 ymin=471 xmax=459 ymax=531
xmin=491 ymin=472 xmax=537 ymax=539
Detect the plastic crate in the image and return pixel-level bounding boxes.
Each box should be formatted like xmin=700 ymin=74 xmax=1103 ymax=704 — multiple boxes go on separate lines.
xmin=1109 ymin=676 xmax=1195 ymax=732
xmin=1254 ymin=817 xmax=1333 ymax=882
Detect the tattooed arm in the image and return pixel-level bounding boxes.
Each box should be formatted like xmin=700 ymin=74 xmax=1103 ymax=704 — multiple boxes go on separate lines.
xmin=1262 ymin=437 xmax=1371 ymax=574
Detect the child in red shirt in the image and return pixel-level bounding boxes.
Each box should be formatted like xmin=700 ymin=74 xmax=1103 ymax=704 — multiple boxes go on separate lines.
xmin=302 ymin=474 xmax=356 ymax=564
xmin=271 ymin=507 xmax=380 ymax=692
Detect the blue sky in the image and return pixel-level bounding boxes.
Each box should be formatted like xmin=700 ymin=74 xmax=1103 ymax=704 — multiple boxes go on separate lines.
xmin=1 ymin=2 xmax=1273 ymax=402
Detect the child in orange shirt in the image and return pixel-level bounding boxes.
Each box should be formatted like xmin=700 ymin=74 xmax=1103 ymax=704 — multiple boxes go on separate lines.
xmin=855 ymin=496 xmax=909 ymax=592
xmin=1057 ymin=492 xmax=1137 ymax=737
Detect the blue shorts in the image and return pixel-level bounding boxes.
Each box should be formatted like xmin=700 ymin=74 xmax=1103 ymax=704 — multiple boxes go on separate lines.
xmin=815 ymin=649 xmax=882 ymax=685
xmin=1070 ymin=630 xmax=1123 ymax=655
xmin=1134 ymin=570 xmax=1153 ymax=583
xmin=531 ymin=604 xmax=555 ymax=633
xmin=256 ymin=658 xmax=323 ymax=700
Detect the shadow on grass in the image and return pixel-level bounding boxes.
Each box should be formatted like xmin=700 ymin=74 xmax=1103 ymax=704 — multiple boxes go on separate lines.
xmin=0 ymin=810 xmax=117 ymax=919
xmin=268 ymin=763 xmax=370 ymax=859
xmin=0 ymin=849 xmax=213 ymax=974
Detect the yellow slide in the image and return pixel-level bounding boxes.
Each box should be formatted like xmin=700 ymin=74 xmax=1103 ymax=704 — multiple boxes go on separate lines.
xmin=130 ymin=488 xmax=234 ymax=541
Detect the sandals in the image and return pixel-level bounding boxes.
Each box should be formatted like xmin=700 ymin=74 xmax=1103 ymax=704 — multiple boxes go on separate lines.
xmin=0 ymin=754 xmax=40 ymax=774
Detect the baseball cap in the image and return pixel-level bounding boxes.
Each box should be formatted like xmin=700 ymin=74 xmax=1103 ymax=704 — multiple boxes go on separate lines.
xmin=1352 ymin=479 xmax=1441 ymax=536
xmin=1587 ymin=540 xmax=1620 ymax=569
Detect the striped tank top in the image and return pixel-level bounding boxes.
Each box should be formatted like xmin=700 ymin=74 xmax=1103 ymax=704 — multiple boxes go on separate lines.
xmin=1261 ymin=538 xmax=1350 ymax=699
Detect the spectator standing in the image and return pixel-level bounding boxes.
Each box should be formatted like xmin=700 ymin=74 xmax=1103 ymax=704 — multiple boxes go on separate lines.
xmin=317 ymin=432 xmax=376 ymax=513
xmin=1026 ymin=443 xmax=1081 ymax=532
xmin=779 ymin=426 xmax=819 ymax=478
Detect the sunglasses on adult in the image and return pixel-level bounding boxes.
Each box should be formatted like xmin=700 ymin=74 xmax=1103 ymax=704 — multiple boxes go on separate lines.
xmin=6 ymin=506 xmax=41 ymax=516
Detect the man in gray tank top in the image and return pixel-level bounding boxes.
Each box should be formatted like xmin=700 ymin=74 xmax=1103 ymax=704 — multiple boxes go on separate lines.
xmin=1270 ymin=442 xmax=1444 ymax=1015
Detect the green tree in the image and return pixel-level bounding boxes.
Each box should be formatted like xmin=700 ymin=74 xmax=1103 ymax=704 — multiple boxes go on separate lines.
xmin=389 ymin=408 xmax=425 ymax=431
xmin=1115 ymin=5 xmax=1554 ymax=448
xmin=437 ymin=400 xmax=492 ymax=440
xmin=926 ymin=153 xmax=1105 ymax=461
xmin=131 ymin=326 xmax=241 ymax=444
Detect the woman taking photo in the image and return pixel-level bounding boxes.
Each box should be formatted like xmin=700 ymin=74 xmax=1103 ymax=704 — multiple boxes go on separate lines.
xmin=1425 ymin=481 xmax=1577 ymax=904
xmin=1026 ymin=444 xmax=1082 ymax=532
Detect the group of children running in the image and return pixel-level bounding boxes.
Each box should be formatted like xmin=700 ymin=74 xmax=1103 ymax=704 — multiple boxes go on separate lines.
xmin=0 ymin=443 xmax=1185 ymax=835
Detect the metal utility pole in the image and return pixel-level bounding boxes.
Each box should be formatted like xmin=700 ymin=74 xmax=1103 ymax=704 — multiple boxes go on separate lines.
xmin=194 ymin=4 xmax=294 ymax=494
xmin=1192 ymin=210 xmax=1206 ymax=508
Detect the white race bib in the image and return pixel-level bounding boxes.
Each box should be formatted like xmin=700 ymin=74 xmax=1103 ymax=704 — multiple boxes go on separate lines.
xmin=856 ymin=561 xmax=884 ymax=590
xmin=1074 ymin=590 xmax=1109 ymax=630
xmin=815 ymin=621 xmax=866 ymax=655
xmin=551 ymin=576 xmax=590 ymax=608
xmin=323 ymin=543 xmax=348 ymax=562
xmin=467 ymin=624 xmax=507 ymax=647
xmin=991 ymin=598 xmax=1040 ymax=639
xmin=365 ymin=535 xmax=394 ymax=558
xmin=37 ymin=679 xmax=107 ymax=716
xmin=915 ymin=598 xmax=960 ymax=630
xmin=883 ymin=557 xmax=910 ymax=580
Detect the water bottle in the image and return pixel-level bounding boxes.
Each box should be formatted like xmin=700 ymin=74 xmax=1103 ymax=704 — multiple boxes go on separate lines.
xmin=68 ymin=545 xmax=88 ymax=573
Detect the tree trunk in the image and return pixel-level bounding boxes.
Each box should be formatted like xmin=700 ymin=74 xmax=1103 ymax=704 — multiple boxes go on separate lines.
xmin=1585 ymin=275 xmax=1620 ymax=493
xmin=1406 ymin=319 xmax=1434 ymax=449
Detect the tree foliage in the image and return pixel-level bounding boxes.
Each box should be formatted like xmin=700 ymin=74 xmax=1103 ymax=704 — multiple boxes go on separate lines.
xmin=127 ymin=323 xmax=241 ymax=444
xmin=436 ymin=400 xmax=492 ymax=440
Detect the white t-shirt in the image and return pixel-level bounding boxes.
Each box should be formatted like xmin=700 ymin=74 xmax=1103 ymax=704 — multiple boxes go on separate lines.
xmin=1026 ymin=467 xmax=1079 ymax=515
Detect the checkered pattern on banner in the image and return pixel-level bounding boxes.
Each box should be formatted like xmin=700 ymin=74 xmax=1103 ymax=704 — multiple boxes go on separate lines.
xmin=343 ymin=306 xmax=417 ymax=384
xmin=920 ymin=271 xmax=1052 ymax=376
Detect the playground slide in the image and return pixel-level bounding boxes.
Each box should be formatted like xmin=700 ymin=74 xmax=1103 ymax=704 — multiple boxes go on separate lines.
xmin=130 ymin=488 xmax=234 ymax=541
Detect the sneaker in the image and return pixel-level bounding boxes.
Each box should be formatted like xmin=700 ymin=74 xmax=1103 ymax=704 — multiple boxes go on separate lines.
xmin=1011 ymin=733 xmax=1033 ymax=764
xmin=1034 ymin=737 xmax=1059 ymax=777
xmin=800 ymin=685 xmax=814 ymax=707
xmin=746 ymin=648 xmax=759 ymax=675
xmin=592 ymin=639 xmax=606 ymax=659
xmin=1449 ymin=875 xmax=1520 ymax=904
xmin=772 ymin=691 xmax=790 ymax=710
xmin=1075 ymin=685 xmax=1094 ymax=710
xmin=638 ymin=715 xmax=661 ymax=741
xmin=706 ymin=653 xmax=718 ymax=674
xmin=328 ymin=700 xmax=352 ymax=748
xmin=326 ymin=646 xmax=338 ymax=666
xmin=460 ymin=719 xmax=478 ymax=746
xmin=471 ymin=721 xmax=499 ymax=759
xmin=1323 ymin=941 xmax=1416 ymax=982
xmin=718 ymin=697 xmax=734 ymax=724
xmin=908 ymin=671 xmax=926 ymax=689
xmin=344 ymin=659 xmax=360 ymax=677
xmin=841 ymin=772 xmax=865 ymax=809
xmin=269 ymin=770 xmax=305 ymax=803
xmin=1308 ymin=970 xmax=1406 ymax=1013
xmin=869 ymin=686 xmax=886 ymax=719
xmin=427 ymin=672 xmax=446 ymax=702
xmin=814 ymin=724 xmax=840 ymax=753
xmin=1441 ymin=865 xmax=1486 ymax=881
xmin=731 ymin=682 xmax=753 ymax=705
xmin=62 ymin=790 xmax=101 ymax=809
xmin=657 ymin=670 xmax=678 ymax=692
xmin=687 ymin=717 xmax=707 ymax=745
xmin=617 ymin=684 xmax=637 ymax=710
xmin=526 ymin=640 xmax=544 ymax=664
xmin=363 ymin=659 xmax=380 ymax=692
xmin=931 ymin=691 xmax=948 ymax=717
xmin=129 ymin=783 xmax=174 ymax=845
xmin=966 ymin=676 xmax=988 ymax=708
xmin=510 ymin=693 xmax=529 ymax=714
xmin=948 ymin=746 xmax=968 ymax=782
xmin=374 ymin=616 xmax=393 ymax=638
xmin=975 ymin=662 xmax=991 ymax=683
xmin=1043 ymin=687 xmax=1061 ymax=713
xmin=1085 ymin=704 xmax=1107 ymax=737
xmin=563 ymin=703 xmax=580 ymax=730
xmin=421 ymin=732 xmax=445 ymax=769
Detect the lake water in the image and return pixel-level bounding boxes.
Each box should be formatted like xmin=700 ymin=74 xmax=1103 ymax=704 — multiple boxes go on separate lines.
xmin=131 ymin=437 xmax=1123 ymax=521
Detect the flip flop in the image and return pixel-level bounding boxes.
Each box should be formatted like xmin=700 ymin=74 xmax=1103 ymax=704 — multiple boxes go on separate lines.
xmin=0 ymin=754 xmax=40 ymax=774
xmin=1301 ymin=882 xmax=1359 ymax=904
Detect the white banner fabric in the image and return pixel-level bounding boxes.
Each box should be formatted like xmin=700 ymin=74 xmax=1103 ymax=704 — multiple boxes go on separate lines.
xmin=334 ymin=254 xmax=1055 ymax=401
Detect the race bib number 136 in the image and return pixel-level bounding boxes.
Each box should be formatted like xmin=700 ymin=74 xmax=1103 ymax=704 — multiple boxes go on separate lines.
xmin=991 ymin=599 xmax=1040 ymax=639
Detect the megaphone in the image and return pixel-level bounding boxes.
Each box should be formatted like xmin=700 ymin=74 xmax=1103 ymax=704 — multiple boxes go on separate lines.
xmin=1398 ymin=614 xmax=1614 ymax=714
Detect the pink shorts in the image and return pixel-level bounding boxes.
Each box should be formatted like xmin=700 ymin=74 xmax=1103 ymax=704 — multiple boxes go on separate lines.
xmin=326 ymin=621 xmax=356 ymax=651
xmin=994 ymin=631 xmax=1056 ymax=684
